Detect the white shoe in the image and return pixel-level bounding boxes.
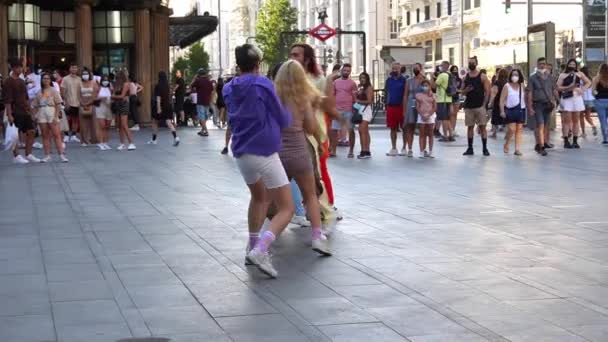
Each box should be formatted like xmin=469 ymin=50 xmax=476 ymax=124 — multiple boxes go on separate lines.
xmin=127 ymin=143 xmax=136 ymax=151
xmin=428 ymin=151 xmax=435 ymax=159
xmin=80 ymin=143 xmax=88 ymax=147
xmin=26 ymin=154 xmax=41 ymax=163
xmin=173 ymin=137 xmax=180 ymax=146
xmin=147 ymin=139 xmax=158 ymax=145
xmin=41 ymin=155 xmax=52 ymax=163
xmin=246 ymin=249 xmax=278 ymax=278
xmin=33 ymin=142 xmax=43 ymax=149
xmin=407 ymin=150 xmax=414 ymax=158
xmin=398 ymin=148 xmax=407 ymax=156
xmin=63 ymin=136 xmax=70 ymax=143
xmin=13 ymin=155 xmax=29 ymax=164
xmin=97 ymin=144 xmax=106 ymax=151
xmin=129 ymin=124 xmax=140 ymax=131
xmin=59 ymin=154 xmax=69 ymax=163
xmin=386 ymin=148 xmax=398 ymax=157
xmin=116 ymin=144 xmax=126 ymax=151
xmin=103 ymin=144 xmax=112 ymax=150
xmin=290 ymin=215 xmax=310 ymax=227
xmin=322 ymin=219 xmax=337 ymax=237
xmin=312 ymin=234 xmax=332 ymax=256
xmin=70 ymin=136 xmax=80 ymax=143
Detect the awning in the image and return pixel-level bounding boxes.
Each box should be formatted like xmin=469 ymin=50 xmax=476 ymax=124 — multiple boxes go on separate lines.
xmin=169 ymin=15 xmax=218 ymax=49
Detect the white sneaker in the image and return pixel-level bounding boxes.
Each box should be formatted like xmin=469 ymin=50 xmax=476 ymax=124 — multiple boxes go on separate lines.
xmin=173 ymin=137 xmax=180 ymax=146
xmin=427 ymin=151 xmax=435 ymax=158
xmin=420 ymin=150 xmax=428 ymax=159
xmin=398 ymin=148 xmax=407 ymax=156
xmin=147 ymin=139 xmax=157 ymax=145
xmin=386 ymin=148 xmax=398 ymax=157
xmin=322 ymin=219 xmax=337 ymax=237
xmin=312 ymin=234 xmax=332 ymax=256
xmin=80 ymin=143 xmax=88 ymax=147
xmin=290 ymin=215 xmax=310 ymax=227
xmin=333 ymin=206 xmax=343 ymax=221
xmin=59 ymin=154 xmax=69 ymax=163
xmin=246 ymin=249 xmax=278 ymax=278
xmin=97 ymin=144 xmax=106 ymax=151
xmin=33 ymin=142 xmax=43 ymax=149
xmin=129 ymin=124 xmax=140 ymax=131
xmin=127 ymin=143 xmax=136 ymax=151
xmin=63 ymin=136 xmax=70 ymax=143
xmin=26 ymin=154 xmax=41 ymax=163
xmin=70 ymin=136 xmax=80 ymax=143
xmin=116 ymin=144 xmax=126 ymax=151
xmin=103 ymin=144 xmax=112 ymax=150
xmin=13 ymin=155 xmax=29 ymax=164
xmin=407 ymin=150 xmax=414 ymax=158
xmin=41 ymin=155 xmax=52 ymax=163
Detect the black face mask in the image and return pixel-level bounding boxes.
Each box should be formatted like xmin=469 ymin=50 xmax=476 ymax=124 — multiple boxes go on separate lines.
xmin=413 ymin=69 xmax=420 ymax=76
xmin=390 ymin=71 xmax=398 ymax=77
xmin=566 ymin=66 xmax=576 ymax=73
xmin=451 ymin=71 xmax=458 ymax=76
xmin=468 ymin=63 xmax=476 ymax=71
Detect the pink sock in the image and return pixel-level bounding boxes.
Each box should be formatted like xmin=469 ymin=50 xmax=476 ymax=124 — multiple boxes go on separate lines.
xmin=254 ymin=231 xmax=275 ymax=253
xmin=312 ymin=226 xmax=322 ymax=240
xmin=248 ymin=233 xmax=259 ymax=249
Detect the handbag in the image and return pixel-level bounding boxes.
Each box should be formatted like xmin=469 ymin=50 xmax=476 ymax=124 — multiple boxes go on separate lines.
xmin=3 ymin=123 xmax=18 ymax=152
xmin=351 ymin=104 xmax=368 ymax=125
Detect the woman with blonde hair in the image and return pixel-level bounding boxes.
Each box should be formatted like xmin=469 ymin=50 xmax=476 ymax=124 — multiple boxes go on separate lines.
xmin=274 ymin=60 xmax=331 ymax=256
xmin=111 ymin=70 xmax=136 ymax=150
xmin=593 ymin=63 xmax=608 ymax=144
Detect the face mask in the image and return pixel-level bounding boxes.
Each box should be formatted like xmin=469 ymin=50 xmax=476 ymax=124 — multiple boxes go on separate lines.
xmin=101 ymin=81 xmax=109 ymax=87
xmin=566 ymin=66 xmax=576 ymax=73
xmin=468 ymin=63 xmax=476 ymax=71
xmin=421 ymin=86 xmax=429 ymax=92
xmin=451 ymin=71 xmax=458 ymax=76
xmin=82 ymin=74 xmax=90 ymax=81
xmin=413 ymin=69 xmax=420 ymax=76
xmin=390 ymin=71 xmax=398 ymax=77
xmin=511 ymin=76 xmax=519 ymax=83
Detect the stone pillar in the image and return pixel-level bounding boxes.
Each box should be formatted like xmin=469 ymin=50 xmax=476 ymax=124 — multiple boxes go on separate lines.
xmin=151 ymin=7 xmax=171 ymax=86
xmin=75 ymin=1 xmax=94 ymax=69
xmin=135 ymin=8 xmax=152 ymax=125
xmin=0 ymin=1 xmax=9 ymax=76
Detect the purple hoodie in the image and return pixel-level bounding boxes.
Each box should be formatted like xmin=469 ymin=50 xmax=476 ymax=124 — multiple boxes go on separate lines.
xmin=223 ymin=74 xmax=291 ymax=157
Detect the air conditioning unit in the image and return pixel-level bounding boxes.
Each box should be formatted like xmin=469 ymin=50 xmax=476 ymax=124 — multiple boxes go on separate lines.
xmin=472 ymin=38 xmax=481 ymax=49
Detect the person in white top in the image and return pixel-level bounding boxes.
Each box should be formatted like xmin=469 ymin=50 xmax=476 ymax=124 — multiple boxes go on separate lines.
xmin=499 ymin=69 xmax=528 ymax=156
xmin=95 ymin=75 xmax=114 ymax=150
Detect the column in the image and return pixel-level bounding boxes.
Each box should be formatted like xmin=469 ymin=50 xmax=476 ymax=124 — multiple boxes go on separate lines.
xmin=153 ymin=8 xmax=171 ymax=83
xmin=75 ymin=0 xmax=93 ymax=69
xmin=0 ymin=1 xmax=9 ymax=76
xmin=135 ymin=8 xmax=152 ymax=125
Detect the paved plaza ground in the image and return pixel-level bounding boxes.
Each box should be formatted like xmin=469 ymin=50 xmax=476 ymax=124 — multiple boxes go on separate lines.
xmin=1 ymin=123 xmax=608 ymax=342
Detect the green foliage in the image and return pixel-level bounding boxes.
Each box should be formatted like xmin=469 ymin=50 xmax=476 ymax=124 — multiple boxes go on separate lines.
xmin=171 ymin=57 xmax=189 ymax=81
xmin=171 ymin=42 xmax=210 ymax=83
xmin=255 ymin=0 xmax=298 ymax=68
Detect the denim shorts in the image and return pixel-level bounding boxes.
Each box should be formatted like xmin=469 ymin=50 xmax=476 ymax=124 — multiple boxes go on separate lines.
xmin=196 ymin=105 xmax=209 ymax=121
xmin=331 ymin=111 xmax=353 ymax=130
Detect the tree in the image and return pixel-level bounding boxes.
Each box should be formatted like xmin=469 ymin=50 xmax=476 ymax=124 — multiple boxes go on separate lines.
xmin=171 ymin=56 xmax=189 ymax=81
xmin=255 ymin=0 xmax=298 ymax=68
xmin=187 ymin=42 xmax=210 ymax=78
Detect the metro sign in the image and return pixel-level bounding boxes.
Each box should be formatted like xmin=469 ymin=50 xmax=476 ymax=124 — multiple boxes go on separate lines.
xmin=309 ymin=23 xmax=337 ymax=42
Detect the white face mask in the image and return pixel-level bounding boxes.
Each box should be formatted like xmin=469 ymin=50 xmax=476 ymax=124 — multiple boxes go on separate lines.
xmin=101 ymin=81 xmax=109 ymax=87
xmin=511 ymin=76 xmax=519 ymax=83
xmin=82 ymin=74 xmax=90 ymax=81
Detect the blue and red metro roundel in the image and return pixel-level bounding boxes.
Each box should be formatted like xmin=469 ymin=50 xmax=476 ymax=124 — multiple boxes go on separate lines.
xmin=309 ymin=23 xmax=337 ymax=42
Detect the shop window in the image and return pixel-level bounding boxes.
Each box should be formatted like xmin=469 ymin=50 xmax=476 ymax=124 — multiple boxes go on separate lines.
xmin=93 ymin=11 xmax=135 ymax=44
xmin=41 ymin=10 xmax=75 ymax=44
xmin=8 ymin=3 xmax=40 ymax=41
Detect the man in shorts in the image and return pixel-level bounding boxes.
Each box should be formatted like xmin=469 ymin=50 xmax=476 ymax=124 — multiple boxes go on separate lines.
xmin=461 ymin=56 xmax=491 ymax=156
xmin=60 ymin=62 xmax=82 ymax=143
xmin=434 ymin=61 xmax=454 ymax=141
xmin=527 ymin=57 xmax=558 ymax=156
xmin=330 ymin=63 xmax=357 ymax=157
xmin=385 ymin=62 xmax=407 ymax=156
xmin=190 ymin=68 xmax=214 ymax=136
xmin=3 ymin=58 xmax=40 ymax=164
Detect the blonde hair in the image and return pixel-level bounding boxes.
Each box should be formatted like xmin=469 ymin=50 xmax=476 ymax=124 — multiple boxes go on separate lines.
xmin=274 ymin=60 xmax=321 ymax=112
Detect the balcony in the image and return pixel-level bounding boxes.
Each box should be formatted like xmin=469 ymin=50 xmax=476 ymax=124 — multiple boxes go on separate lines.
xmin=399 ymin=0 xmax=413 ymax=10
xmin=399 ymin=7 xmax=480 ymax=39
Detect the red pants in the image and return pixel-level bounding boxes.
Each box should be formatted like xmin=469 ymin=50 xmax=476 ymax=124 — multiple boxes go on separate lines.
xmin=321 ymin=116 xmax=334 ymax=205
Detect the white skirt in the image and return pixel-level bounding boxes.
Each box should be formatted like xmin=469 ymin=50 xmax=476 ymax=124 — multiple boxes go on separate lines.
xmin=417 ymin=113 xmax=436 ymax=124
xmin=560 ymin=95 xmax=585 ymax=112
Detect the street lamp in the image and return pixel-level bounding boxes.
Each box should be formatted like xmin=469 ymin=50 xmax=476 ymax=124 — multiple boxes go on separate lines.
xmin=312 ymin=0 xmax=329 ymax=24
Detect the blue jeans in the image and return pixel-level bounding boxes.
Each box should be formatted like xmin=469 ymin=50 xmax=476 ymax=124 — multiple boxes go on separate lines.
xmin=594 ymin=99 xmax=608 ymax=142
xmin=290 ymin=179 xmax=306 ymax=216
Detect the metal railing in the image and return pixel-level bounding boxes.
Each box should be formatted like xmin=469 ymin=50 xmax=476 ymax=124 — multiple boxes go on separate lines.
xmin=371 ymin=89 xmax=386 ymax=124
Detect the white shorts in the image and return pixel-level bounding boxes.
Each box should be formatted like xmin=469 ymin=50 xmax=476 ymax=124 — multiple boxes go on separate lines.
xmin=361 ymin=105 xmax=373 ymax=123
xmin=37 ymin=106 xmax=58 ymax=124
xmin=417 ymin=113 xmax=436 ymax=124
xmin=560 ymin=95 xmax=585 ymax=112
xmin=235 ymin=153 xmax=289 ymax=189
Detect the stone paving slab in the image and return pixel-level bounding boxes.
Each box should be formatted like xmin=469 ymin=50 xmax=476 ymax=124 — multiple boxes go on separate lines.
xmin=1 ymin=125 xmax=608 ymax=341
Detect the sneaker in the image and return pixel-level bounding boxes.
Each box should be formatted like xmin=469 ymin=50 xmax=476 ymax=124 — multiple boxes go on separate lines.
xmin=116 ymin=144 xmax=126 ymax=151
xmin=70 ymin=136 xmax=80 ymax=143
xmin=97 ymin=144 xmax=106 ymax=150
xmin=423 ymin=150 xmax=430 ymax=158
xmin=312 ymin=235 xmax=332 ymax=256
xmin=13 ymin=155 xmax=29 ymax=164
xmin=534 ymin=144 xmax=541 ymax=153
xmin=428 ymin=151 xmax=435 ymax=158
xmin=103 ymin=144 xmax=112 ymax=150
xmin=81 ymin=143 xmax=88 ymax=147
xmin=540 ymin=149 xmax=548 ymax=156
xmin=26 ymin=154 xmax=41 ymax=163
xmin=419 ymin=151 xmax=427 ymax=159
xmin=41 ymin=155 xmax=52 ymax=163
xmin=398 ymin=148 xmax=406 ymax=156
xmin=129 ymin=124 xmax=140 ymax=131
xmin=221 ymin=147 xmax=229 ymax=155
xmin=357 ymin=152 xmax=371 ymax=159
xmin=573 ymin=141 xmax=581 ymax=149
xmin=291 ymin=215 xmax=310 ymax=227
xmin=407 ymin=150 xmax=414 ymax=158
xmin=246 ymin=249 xmax=278 ymax=278
xmin=59 ymin=154 xmax=69 ymax=163
xmin=386 ymin=148 xmax=398 ymax=156
xmin=245 ymin=244 xmax=254 ymax=266
xmin=173 ymin=137 xmax=180 ymax=146
xmin=438 ymin=137 xmax=449 ymax=142
xmin=448 ymin=136 xmax=456 ymax=142
xmin=514 ymin=150 xmax=522 ymax=156
xmin=333 ymin=207 xmax=343 ymax=221
xmin=63 ymin=135 xmax=70 ymax=143
xmin=463 ymin=147 xmax=474 ymax=156
xmin=33 ymin=141 xmax=43 ymax=149
xmin=544 ymin=143 xmax=554 ymax=149
xmin=564 ymin=140 xmax=573 ymax=149
xmin=147 ymin=139 xmax=158 ymax=145
xmin=322 ymin=219 xmax=337 ymax=237
xmin=127 ymin=143 xmax=136 ymax=151
xmin=483 ymin=148 xmax=491 ymax=156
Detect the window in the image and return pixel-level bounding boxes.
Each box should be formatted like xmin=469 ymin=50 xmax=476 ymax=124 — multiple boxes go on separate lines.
xmin=435 ymin=39 xmax=443 ymax=60
xmin=41 ymin=10 xmax=75 ymax=44
xmin=474 ymin=0 xmax=480 ymax=7
xmin=424 ymin=6 xmax=430 ymax=20
xmin=406 ymin=11 xmax=411 ymax=26
xmin=465 ymin=0 xmax=471 ymax=10
xmin=8 ymin=3 xmax=40 ymax=41
xmin=416 ymin=8 xmax=420 ymax=23
xmin=437 ymin=2 xmax=442 ymax=17
xmin=93 ymin=11 xmax=134 ymax=44
xmin=389 ymin=0 xmax=393 ymax=10
xmin=448 ymin=0 xmax=452 ymax=15
xmin=425 ymin=40 xmax=433 ymax=62
xmin=389 ymin=18 xmax=401 ymax=39
xmin=449 ymin=47 xmax=455 ymax=65
xmin=416 ymin=42 xmax=423 ymax=47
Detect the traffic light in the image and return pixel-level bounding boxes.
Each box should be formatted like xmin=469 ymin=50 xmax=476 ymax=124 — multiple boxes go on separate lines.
xmin=505 ymin=0 xmax=511 ymax=14
xmin=575 ymin=43 xmax=582 ymax=64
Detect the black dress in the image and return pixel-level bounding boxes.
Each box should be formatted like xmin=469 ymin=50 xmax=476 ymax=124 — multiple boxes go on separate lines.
xmin=491 ymin=80 xmax=506 ymax=126
xmin=153 ymin=84 xmax=173 ymax=121
xmin=174 ymin=78 xmax=185 ymax=112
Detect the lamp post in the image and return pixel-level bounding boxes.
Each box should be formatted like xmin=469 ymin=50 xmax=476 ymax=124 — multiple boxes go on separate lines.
xmin=312 ymin=1 xmax=330 ymax=67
